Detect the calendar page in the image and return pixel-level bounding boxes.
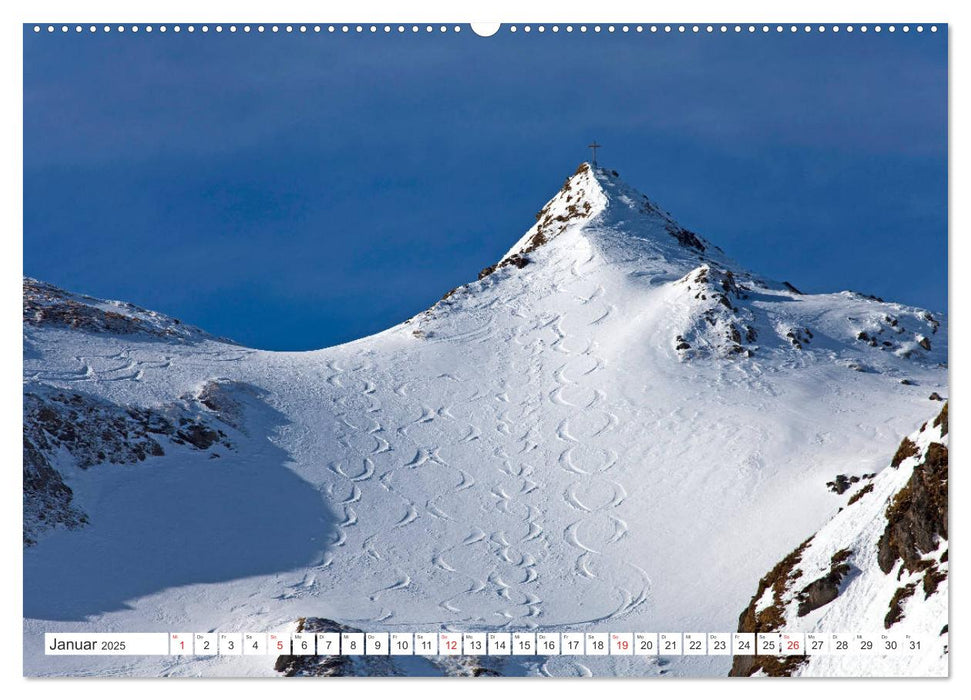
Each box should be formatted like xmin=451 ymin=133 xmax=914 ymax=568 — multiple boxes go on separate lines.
xmin=21 ymin=13 xmax=948 ymax=680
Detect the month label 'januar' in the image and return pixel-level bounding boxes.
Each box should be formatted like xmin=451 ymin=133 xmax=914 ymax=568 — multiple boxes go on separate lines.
xmin=44 ymin=633 xmax=170 ymax=656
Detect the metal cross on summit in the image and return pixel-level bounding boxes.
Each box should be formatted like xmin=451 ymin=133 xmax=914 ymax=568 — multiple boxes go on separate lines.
xmin=588 ymin=141 xmax=602 ymax=167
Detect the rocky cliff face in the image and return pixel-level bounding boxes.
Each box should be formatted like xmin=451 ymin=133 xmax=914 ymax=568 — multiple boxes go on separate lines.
xmin=730 ymin=403 xmax=949 ymax=677
xmin=23 ymin=381 xmax=238 ymax=546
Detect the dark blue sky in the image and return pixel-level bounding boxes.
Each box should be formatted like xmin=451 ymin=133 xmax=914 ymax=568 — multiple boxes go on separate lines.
xmin=24 ymin=26 xmax=947 ymax=351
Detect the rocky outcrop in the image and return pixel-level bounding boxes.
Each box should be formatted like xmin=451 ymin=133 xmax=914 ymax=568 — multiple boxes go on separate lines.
xmin=826 ymin=473 xmax=875 ymax=495
xmin=730 ymin=403 xmax=948 ymax=676
xmin=665 ymin=222 xmax=706 ymax=252
xmin=876 ymin=439 xmax=947 ymax=576
xmin=23 ymin=382 xmax=237 ymax=546
xmin=23 ymin=277 xmax=229 ymax=343
xmin=478 ymin=163 xmax=599 ymax=282
xmin=729 ymin=537 xmax=813 ymax=677
xmin=850 ymin=311 xmax=939 ymax=359
xmin=674 ymin=265 xmax=759 ymax=359
xmin=22 ymin=435 xmax=88 ymax=547
xmin=796 ymin=549 xmax=852 ymax=617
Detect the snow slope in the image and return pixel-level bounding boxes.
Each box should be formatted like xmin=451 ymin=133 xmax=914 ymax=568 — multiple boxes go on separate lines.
xmin=23 ymin=163 xmax=947 ymax=677
xmin=730 ymin=403 xmax=948 ymax=677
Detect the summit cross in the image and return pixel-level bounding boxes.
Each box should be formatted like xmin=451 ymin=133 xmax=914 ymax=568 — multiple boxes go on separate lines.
xmin=588 ymin=141 xmax=602 ymax=167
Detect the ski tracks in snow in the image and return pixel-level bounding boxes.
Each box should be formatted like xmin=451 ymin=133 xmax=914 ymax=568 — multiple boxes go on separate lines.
xmin=291 ymin=246 xmax=651 ymax=627
xmin=29 ymin=348 xmax=178 ymax=384
xmin=545 ymin=248 xmax=651 ymax=621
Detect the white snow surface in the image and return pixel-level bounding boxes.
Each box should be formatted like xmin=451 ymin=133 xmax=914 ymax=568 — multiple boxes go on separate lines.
xmin=23 ymin=164 xmax=947 ymax=677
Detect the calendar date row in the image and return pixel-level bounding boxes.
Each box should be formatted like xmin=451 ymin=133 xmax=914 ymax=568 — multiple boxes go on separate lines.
xmin=46 ymin=631 xmax=930 ymax=657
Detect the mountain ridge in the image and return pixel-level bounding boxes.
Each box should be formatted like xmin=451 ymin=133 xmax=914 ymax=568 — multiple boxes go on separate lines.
xmin=23 ymin=163 xmax=947 ymax=678
xmin=410 ymin=163 xmax=944 ymax=367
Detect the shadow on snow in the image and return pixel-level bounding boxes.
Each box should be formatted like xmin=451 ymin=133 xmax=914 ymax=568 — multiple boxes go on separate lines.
xmin=24 ymin=384 xmax=337 ymax=621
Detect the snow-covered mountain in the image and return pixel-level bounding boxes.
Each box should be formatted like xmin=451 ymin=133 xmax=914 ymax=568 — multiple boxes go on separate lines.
xmin=23 ymin=163 xmax=947 ymax=677
xmin=730 ymin=402 xmax=948 ymax=677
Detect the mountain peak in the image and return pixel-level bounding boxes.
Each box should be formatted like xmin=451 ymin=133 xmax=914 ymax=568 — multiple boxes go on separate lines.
xmin=420 ymin=164 xmax=944 ymax=369
xmin=485 ymin=162 xmax=720 ymax=281
xmin=495 ymin=162 xmax=606 ymax=267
